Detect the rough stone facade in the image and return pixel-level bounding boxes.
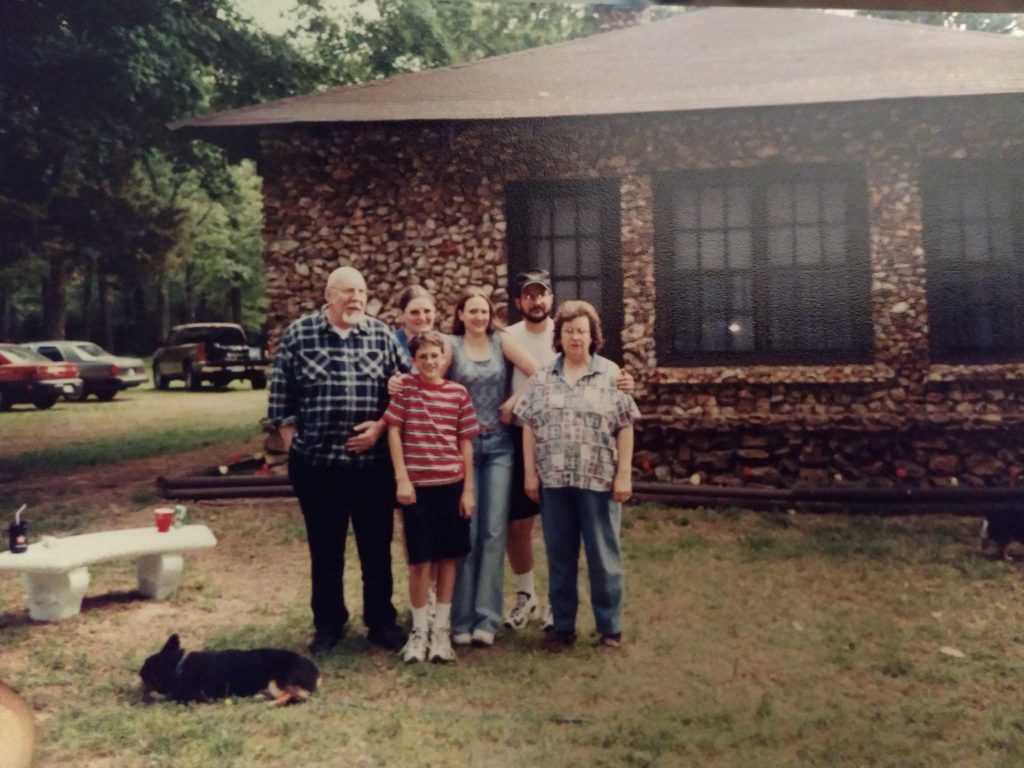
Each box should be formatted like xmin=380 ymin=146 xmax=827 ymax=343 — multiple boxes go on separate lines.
xmin=258 ymin=95 xmax=1024 ymax=488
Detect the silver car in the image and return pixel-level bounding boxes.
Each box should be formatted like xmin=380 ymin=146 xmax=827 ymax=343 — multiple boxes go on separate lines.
xmin=24 ymin=341 xmax=148 ymax=401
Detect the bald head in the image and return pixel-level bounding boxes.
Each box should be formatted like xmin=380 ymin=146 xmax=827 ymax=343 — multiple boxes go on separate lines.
xmin=326 ymin=266 xmax=365 ymax=292
xmin=324 ymin=266 xmax=368 ymax=329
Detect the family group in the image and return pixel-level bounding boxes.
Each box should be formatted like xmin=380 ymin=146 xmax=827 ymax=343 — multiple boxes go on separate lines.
xmin=267 ymin=265 xmax=639 ymax=665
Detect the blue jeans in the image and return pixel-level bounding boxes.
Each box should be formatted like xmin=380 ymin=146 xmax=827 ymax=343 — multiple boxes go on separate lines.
xmin=540 ymin=486 xmax=623 ymax=637
xmin=452 ymin=428 xmax=513 ymax=636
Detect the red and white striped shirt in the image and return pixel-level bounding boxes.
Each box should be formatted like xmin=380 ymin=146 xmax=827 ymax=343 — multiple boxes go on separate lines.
xmin=383 ymin=375 xmax=480 ymax=487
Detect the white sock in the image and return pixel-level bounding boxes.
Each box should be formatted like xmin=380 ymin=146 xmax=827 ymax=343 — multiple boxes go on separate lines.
xmin=411 ymin=605 xmax=429 ymax=633
xmin=513 ymin=571 xmax=535 ymax=596
xmin=434 ymin=602 xmax=452 ymax=629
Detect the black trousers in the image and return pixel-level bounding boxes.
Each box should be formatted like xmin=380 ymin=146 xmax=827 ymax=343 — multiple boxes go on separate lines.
xmin=289 ymin=453 xmax=398 ymax=635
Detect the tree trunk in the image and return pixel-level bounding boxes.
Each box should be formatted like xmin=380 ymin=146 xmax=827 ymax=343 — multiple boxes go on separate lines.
xmin=81 ymin=254 xmax=94 ymax=339
xmin=184 ymin=259 xmax=195 ymax=322
xmin=156 ymin=274 xmax=170 ymax=343
xmin=229 ymin=285 xmax=242 ymax=325
xmin=42 ymin=255 xmax=67 ymax=339
xmin=97 ymin=273 xmax=113 ymax=351
xmin=0 ymin=284 xmax=8 ymax=341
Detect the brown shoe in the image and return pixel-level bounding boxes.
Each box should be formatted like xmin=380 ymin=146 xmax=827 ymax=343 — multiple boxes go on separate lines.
xmin=541 ymin=630 xmax=575 ymax=653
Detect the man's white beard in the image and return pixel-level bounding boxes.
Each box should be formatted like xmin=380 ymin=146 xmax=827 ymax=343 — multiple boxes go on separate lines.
xmin=341 ymin=310 xmax=365 ymax=325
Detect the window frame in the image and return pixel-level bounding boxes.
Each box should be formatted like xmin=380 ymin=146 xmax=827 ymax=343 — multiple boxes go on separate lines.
xmin=505 ymin=178 xmax=624 ymax=361
xmin=653 ymin=163 xmax=874 ymax=367
xmin=921 ymin=159 xmax=1024 ymax=365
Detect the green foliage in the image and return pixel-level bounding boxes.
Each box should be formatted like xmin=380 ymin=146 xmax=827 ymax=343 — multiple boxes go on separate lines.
xmin=857 ymin=11 xmax=1023 ymax=34
xmin=0 ymin=0 xmax=600 ymax=347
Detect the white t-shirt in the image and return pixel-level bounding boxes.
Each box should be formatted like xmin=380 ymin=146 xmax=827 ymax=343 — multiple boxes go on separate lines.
xmin=506 ymin=320 xmax=555 ymax=394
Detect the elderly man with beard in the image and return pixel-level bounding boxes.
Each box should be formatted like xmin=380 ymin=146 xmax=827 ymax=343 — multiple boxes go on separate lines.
xmin=268 ymin=266 xmax=410 ymax=655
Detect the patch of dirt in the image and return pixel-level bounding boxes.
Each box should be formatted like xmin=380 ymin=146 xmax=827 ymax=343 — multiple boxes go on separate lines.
xmin=0 ymin=440 xmax=309 ymax=671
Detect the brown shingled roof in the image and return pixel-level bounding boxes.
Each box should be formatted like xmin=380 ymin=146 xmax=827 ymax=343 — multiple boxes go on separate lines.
xmin=172 ymin=8 xmax=1024 ymax=130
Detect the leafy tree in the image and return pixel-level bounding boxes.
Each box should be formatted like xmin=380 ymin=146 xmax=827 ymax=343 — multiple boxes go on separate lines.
xmin=0 ymin=0 xmax=319 ymax=340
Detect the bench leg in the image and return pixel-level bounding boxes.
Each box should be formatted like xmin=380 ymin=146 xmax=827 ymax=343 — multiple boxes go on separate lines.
xmin=137 ymin=554 xmax=184 ymax=600
xmin=21 ymin=568 xmax=91 ymax=621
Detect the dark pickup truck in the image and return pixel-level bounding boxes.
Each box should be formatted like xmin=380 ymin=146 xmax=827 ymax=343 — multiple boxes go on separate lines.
xmin=152 ymin=323 xmax=269 ymax=391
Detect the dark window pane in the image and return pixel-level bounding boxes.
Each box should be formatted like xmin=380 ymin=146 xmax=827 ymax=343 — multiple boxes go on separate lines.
xmin=674 ymin=189 xmax=698 ymax=229
xmin=553 ymin=278 xmax=577 ymax=304
xmin=579 ymin=237 xmax=601 ymax=276
xmin=961 ymin=182 xmax=987 ymax=219
xmin=701 ymin=273 xmax=731 ymax=318
xmin=527 ymin=238 xmax=552 ymax=274
xmin=795 ymin=225 xmax=822 ymax=265
xmin=963 ymin=222 xmax=990 ymax=262
xmin=700 ymin=231 xmax=726 ymax=270
xmin=527 ymin=201 xmax=550 ymax=237
xmin=727 ymin=187 xmax=752 ymax=227
xmin=794 ymin=182 xmax=819 ymax=223
xmin=766 ymin=183 xmax=793 ymax=224
xmin=701 ymin=318 xmax=729 ymax=352
xmin=767 ymin=227 xmax=794 ymax=266
xmin=727 ymin=229 xmax=753 ymax=270
xmin=822 ymin=224 xmax=846 ymax=264
xmin=580 ymin=279 xmax=602 ymax=313
xmin=821 ymin=182 xmax=846 ymax=223
xmin=553 ymin=238 xmax=576 ymax=276
xmin=553 ymin=198 xmax=575 ymax=236
xmin=699 ymin=186 xmax=725 ymax=228
xmin=578 ymin=206 xmax=601 ymax=236
xmin=727 ymin=315 xmax=754 ymax=351
xmin=675 ymin=232 xmax=700 ymax=270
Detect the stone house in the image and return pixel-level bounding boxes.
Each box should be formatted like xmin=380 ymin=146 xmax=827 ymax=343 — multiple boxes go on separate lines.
xmin=176 ymin=8 xmax=1024 ymax=489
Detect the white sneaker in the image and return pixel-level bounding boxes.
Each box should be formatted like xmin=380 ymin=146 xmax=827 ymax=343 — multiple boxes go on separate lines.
xmin=542 ymin=603 xmax=554 ymax=632
xmin=451 ymin=632 xmax=472 ymax=646
xmin=429 ymin=626 xmax=457 ymax=663
xmin=401 ymin=628 xmax=428 ymax=664
xmin=503 ymin=591 xmax=539 ymax=630
xmin=471 ymin=628 xmax=495 ymax=647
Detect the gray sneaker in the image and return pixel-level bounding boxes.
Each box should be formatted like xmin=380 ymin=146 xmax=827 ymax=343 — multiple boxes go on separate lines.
xmin=401 ymin=628 xmax=428 ymax=664
xmin=503 ymin=591 xmax=539 ymax=630
xmin=429 ymin=627 xmax=457 ymax=663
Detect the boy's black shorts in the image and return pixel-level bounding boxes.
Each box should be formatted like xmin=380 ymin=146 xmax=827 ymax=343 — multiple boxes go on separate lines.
xmin=510 ymin=425 xmax=541 ymax=521
xmin=401 ymin=480 xmax=470 ymax=565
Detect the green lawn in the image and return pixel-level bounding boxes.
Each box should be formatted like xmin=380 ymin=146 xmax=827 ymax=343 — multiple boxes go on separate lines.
xmin=0 ymin=383 xmax=267 ymax=478
xmin=2 ymin=498 xmax=1022 ymax=767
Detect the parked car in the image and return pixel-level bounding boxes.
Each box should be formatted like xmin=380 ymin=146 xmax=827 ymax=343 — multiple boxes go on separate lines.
xmin=0 ymin=344 xmax=83 ymax=410
xmin=23 ymin=340 xmax=147 ymax=401
xmin=152 ymin=323 xmax=269 ymax=391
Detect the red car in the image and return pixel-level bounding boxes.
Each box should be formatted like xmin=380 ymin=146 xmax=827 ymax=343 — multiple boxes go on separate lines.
xmin=0 ymin=343 xmax=83 ymax=411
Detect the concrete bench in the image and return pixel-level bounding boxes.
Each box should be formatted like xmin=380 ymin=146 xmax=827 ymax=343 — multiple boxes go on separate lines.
xmin=0 ymin=525 xmax=217 ymax=621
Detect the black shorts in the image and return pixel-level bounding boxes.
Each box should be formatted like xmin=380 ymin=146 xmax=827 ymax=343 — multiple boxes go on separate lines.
xmin=401 ymin=481 xmax=470 ymax=565
xmin=510 ymin=425 xmax=541 ymax=521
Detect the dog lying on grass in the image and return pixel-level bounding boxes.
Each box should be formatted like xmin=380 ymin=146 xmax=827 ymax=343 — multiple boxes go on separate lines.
xmin=140 ymin=634 xmax=320 ymax=706
xmin=0 ymin=681 xmax=35 ymax=768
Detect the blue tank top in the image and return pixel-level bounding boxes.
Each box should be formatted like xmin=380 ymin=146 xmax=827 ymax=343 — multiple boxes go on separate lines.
xmin=447 ymin=333 xmax=507 ymax=432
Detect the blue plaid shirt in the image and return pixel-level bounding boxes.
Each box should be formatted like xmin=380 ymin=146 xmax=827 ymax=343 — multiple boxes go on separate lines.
xmin=268 ymin=309 xmax=411 ymax=468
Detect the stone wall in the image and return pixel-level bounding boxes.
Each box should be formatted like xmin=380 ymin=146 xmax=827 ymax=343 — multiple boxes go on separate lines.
xmin=258 ymin=95 xmax=1024 ymax=488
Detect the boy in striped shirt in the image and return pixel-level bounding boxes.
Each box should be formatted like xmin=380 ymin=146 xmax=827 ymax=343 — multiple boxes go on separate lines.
xmin=385 ymin=331 xmax=479 ymax=663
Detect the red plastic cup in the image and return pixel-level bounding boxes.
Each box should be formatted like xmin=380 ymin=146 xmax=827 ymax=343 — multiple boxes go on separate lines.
xmin=154 ymin=508 xmax=174 ymax=533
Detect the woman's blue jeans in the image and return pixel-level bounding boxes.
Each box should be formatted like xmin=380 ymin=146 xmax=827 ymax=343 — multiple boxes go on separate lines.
xmin=452 ymin=428 xmax=513 ymax=636
xmin=540 ymin=486 xmax=624 ymax=637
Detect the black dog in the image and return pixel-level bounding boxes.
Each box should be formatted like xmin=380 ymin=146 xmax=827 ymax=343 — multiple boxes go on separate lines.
xmin=140 ymin=634 xmax=320 ymax=706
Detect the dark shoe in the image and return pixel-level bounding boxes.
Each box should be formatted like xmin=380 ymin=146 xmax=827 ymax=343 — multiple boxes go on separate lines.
xmin=541 ymin=630 xmax=576 ymax=653
xmin=309 ymin=631 xmax=342 ymax=655
xmin=368 ymin=625 xmax=407 ymax=652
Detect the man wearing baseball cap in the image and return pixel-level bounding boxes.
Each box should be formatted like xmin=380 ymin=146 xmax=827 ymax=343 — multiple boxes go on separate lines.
xmin=503 ymin=269 xmax=634 ymax=633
